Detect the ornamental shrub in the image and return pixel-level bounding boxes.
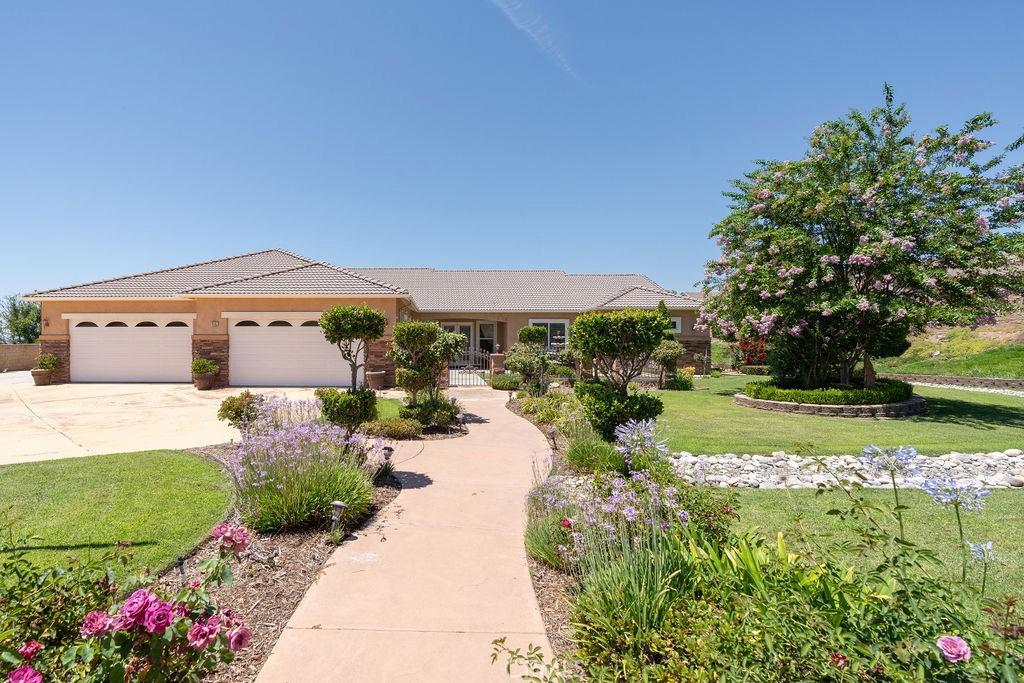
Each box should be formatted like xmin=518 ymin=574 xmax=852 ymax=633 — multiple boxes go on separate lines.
xmin=389 ymin=321 xmax=465 ymax=402
xmin=651 ymin=339 xmax=686 ymax=388
xmin=737 ymin=364 xmax=770 ymax=375
xmin=744 ymin=378 xmax=913 ymax=405
xmin=316 ymin=387 xmax=378 ymax=435
xmin=489 ymin=372 xmax=522 ymax=391
xmin=505 ymin=342 xmax=548 ymax=396
xmin=569 ymin=309 xmax=669 ymax=392
xmin=359 ymin=417 xmax=423 ymax=440
xmin=33 ymin=352 xmax=58 ymax=371
xmin=190 ymin=357 xmax=220 ymax=375
xmin=517 ymin=325 xmax=548 ymax=345
xmin=226 ymin=396 xmax=382 ymax=532
xmin=574 ymin=380 xmax=663 ymax=440
xmin=217 ymin=390 xmax=265 ymax=430
xmin=399 ymin=395 xmax=461 ymax=428
xmin=0 ymin=524 xmax=253 ymax=682
xmin=318 ymin=304 xmax=388 ymax=389
xmin=663 ymin=371 xmax=694 ymax=391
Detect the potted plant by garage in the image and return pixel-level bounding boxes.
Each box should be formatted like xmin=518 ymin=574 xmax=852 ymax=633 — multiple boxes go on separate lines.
xmin=31 ymin=353 xmax=58 ymax=386
xmin=191 ymin=357 xmax=221 ymax=391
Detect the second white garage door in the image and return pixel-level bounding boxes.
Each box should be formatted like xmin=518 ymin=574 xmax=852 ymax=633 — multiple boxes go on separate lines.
xmin=228 ymin=319 xmax=358 ymax=387
xmin=69 ymin=320 xmax=193 ymax=382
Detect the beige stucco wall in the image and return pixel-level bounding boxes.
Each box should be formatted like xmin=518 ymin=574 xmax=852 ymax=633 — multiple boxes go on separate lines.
xmin=39 ymin=297 xmax=402 ymax=340
xmin=411 ymin=309 xmax=705 ymax=351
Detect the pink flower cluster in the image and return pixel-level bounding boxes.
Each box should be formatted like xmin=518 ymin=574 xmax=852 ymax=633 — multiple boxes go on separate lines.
xmin=7 ymin=665 xmax=41 ymax=683
xmin=819 ymin=255 xmax=841 ymax=265
xmin=756 ymin=188 xmax=772 ymax=200
xmin=187 ymin=613 xmax=251 ymax=652
xmin=848 ymin=254 xmax=874 ymax=266
xmin=15 ymin=642 xmax=42 ymax=661
xmin=116 ymin=589 xmax=177 ymax=634
xmin=751 ymin=203 xmax=767 ymax=214
xmin=211 ymin=523 xmax=252 ymax=555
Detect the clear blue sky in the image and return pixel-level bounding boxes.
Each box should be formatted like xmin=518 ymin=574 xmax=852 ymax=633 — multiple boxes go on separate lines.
xmin=3 ymin=1 xmax=1023 ymax=295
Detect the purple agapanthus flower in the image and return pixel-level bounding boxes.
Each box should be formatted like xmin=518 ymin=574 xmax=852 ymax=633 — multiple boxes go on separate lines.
xmin=859 ymin=445 xmax=918 ymax=474
xmin=965 ymin=540 xmax=997 ymax=563
xmin=614 ymin=419 xmax=668 ymax=462
xmin=922 ymin=478 xmax=991 ymax=511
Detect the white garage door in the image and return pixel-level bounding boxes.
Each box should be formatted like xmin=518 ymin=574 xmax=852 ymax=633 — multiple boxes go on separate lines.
xmin=70 ymin=320 xmax=193 ymax=382
xmin=228 ymin=318 xmax=357 ymax=387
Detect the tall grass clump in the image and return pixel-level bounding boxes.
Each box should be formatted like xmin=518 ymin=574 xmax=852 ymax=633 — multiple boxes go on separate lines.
xmin=227 ymin=396 xmax=386 ymax=532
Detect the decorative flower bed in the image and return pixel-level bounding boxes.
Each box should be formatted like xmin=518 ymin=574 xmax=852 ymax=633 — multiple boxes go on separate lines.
xmin=743 ymin=378 xmax=914 ymax=405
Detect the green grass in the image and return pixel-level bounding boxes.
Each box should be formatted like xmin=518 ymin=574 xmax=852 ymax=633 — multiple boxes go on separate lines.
xmin=875 ymin=344 xmax=1024 ymax=379
xmin=734 ymin=488 xmax=1024 ymax=598
xmin=377 ymin=397 xmax=403 ymax=419
xmin=656 ymin=375 xmax=1024 ymax=455
xmin=0 ymin=451 xmax=231 ymax=571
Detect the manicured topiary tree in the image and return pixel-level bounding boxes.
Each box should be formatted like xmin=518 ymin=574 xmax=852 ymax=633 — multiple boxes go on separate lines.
xmin=319 ymin=305 xmax=388 ymax=389
xmin=569 ymin=309 xmax=669 ymax=439
xmin=569 ymin=309 xmax=670 ymax=393
xmin=388 ymin=321 xmax=465 ymax=402
xmin=699 ymin=85 xmax=1024 ymax=388
xmin=651 ymin=339 xmax=686 ymax=389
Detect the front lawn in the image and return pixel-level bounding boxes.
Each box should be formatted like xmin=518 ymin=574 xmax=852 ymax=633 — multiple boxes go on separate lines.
xmin=656 ymin=375 xmax=1024 ymax=455
xmin=0 ymin=450 xmax=231 ymax=571
xmin=734 ymin=488 xmax=1024 ymax=598
xmin=378 ymin=396 xmax=403 ymax=419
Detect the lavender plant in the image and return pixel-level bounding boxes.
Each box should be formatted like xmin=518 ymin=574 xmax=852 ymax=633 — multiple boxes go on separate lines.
xmin=226 ymin=396 xmax=386 ymax=532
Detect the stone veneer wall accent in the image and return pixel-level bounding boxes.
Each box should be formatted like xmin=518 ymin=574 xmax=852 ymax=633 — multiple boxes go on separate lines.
xmin=880 ymin=373 xmax=1024 ymax=391
xmin=366 ymin=337 xmax=395 ymax=387
xmin=39 ymin=338 xmax=70 ymax=383
xmin=734 ymin=392 xmax=928 ymax=418
xmin=192 ymin=337 xmax=229 ymax=389
xmin=0 ymin=343 xmax=40 ymax=372
xmin=676 ymin=338 xmax=712 ymax=374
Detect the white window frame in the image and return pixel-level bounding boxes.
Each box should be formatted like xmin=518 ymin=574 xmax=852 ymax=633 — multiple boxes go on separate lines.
xmin=440 ymin=322 xmax=474 ymax=352
xmin=669 ymin=317 xmax=683 ymax=334
xmin=528 ymin=319 xmax=571 ymax=348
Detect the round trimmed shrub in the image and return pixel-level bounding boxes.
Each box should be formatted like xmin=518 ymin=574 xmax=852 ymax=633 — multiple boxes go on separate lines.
xmin=190 ymin=357 xmax=220 ymax=375
xmin=518 ymin=325 xmax=549 ymax=345
xmin=359 ymin=417 xmax=423 ymax=440
xmin=574 ymin=380 xmax=664 ymax=440
xmin=316 ymin=387 xmax=378 ymax=433
xmin=743 ymin=379 xmax=913 ymax=405
xmin=399 ymin=395 xmax=461 ymax=427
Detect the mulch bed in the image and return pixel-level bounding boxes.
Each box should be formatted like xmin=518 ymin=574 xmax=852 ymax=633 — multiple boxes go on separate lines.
xmin=161 ymin=446 xmax=400 ymax=682
xmin=527 ymin=557 xmax=576 ymax=660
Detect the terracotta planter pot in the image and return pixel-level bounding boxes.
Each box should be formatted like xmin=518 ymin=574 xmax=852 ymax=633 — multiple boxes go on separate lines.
xmin=193 ymin=373 xmax=216 ymax=390
xmin=31 ymin=368 xmax=52 ymax=386
xmin=366 ymin=370 xmax=386 ymax=391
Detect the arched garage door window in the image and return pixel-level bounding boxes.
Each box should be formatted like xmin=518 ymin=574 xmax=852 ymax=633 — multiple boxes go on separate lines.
xmin=234 ymin=320 xmax=259 ymax=327
xmin=166 ymin=321 xmax=188 ymax=327
xmin=135 ymin=321 xmax=158 ymax=327
xmin=300 ymin=320 xmax=319 ymax=327
xmin=105 ymin=321 xmax=128 ymax=327
xmin=267 ymin=320 xmax=292 ymax=327
xmin=75 ymin=321 xmax=98 ymax=327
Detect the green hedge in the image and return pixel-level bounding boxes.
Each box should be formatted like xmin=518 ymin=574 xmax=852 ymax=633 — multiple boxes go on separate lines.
xmin=743 ymin=379 xmax=913 ymax=405
xmin=490 ymin=372 xmax=523 ymax=390
xmin=737 ymin=364 xmax=770 ymax=375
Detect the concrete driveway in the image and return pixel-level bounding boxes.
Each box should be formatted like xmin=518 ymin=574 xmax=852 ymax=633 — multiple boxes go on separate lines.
xmin=0 ymin=375 xmax=319 ymax=466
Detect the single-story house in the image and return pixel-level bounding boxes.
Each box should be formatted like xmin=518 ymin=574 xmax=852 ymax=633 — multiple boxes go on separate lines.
xmin=25 ymin=249 xmax=708 ymax=387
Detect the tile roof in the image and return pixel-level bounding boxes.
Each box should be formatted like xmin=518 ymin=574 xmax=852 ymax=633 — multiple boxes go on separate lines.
xmin=349 ymin=268 xmax=698 ymax=312
xmin=597 ymin=286 xmax=702 ymax=310
xmin=26 ymin=249 xmax=406 ymax=299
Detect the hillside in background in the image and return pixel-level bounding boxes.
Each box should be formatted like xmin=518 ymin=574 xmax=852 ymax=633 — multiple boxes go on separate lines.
xmin=875 ymin=311 xmax=1024 ymax=379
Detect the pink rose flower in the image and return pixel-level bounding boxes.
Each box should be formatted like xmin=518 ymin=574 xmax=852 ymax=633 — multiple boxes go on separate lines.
xmin=16 ymin=642 xmax=43 ymax=661
xmin=7 ymin=665 xmax=42 ymax=683
xmin=119 ymin=589 xmax=157 ymax=628
xmin=211 ymin=523 xmax=252 ymax=555
xmin=226 ymin=624 xmax=252 ymax=652
xmin=187 ymin=616 xmax=221 ymax=650
xmin=143 ymin=600 xmax=176 ymax=634
xmin=937 ymin=635 xmax=971 ymax=663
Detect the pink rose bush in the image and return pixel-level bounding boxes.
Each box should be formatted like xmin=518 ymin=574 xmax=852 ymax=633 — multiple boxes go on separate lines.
xmin=6 ymin=666 xmax=41 ymax=683
xmin=211 ymin=523 xmax=252 ymax=555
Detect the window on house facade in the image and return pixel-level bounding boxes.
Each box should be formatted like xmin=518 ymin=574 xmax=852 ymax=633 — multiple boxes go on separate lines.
xmin=527 ymin=319 xmax=570 ymax=350
xmin=669 ymin=317 xmax=682 ymax=334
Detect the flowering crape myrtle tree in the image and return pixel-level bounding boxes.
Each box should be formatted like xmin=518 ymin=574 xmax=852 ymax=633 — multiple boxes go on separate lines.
xmin=698 ymin=86 xmax=1024 ymax=388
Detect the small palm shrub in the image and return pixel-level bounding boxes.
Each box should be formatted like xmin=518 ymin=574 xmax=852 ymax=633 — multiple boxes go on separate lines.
xmin=360 ymin=417 xmax=423 ymax=440
xmin=226 ymin=396 xmax=383 ymax=532
xmin=489 ymin=372 xmax=522 ymax=391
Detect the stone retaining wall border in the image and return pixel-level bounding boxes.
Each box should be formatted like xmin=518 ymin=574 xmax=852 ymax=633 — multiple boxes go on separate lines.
xmin=734 ymin=392 xmax=928 ymax=417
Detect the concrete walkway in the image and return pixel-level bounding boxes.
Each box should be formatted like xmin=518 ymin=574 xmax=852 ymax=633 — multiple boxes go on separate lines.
xmin=257 ymin=388 xmax=552 ymax=682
